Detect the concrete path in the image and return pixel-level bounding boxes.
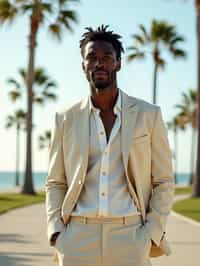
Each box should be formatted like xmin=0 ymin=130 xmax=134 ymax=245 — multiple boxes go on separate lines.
xmin=0 ymin=204 xmax=56 ymax=266
xmin=151 ymin=212 xmax=200 ymax=266
xmin=0 ymin=194 xmax=199 ymax=266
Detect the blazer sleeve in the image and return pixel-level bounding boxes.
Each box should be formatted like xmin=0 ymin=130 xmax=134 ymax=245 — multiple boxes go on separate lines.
xmin=145 ymin=106 xmax=175 ymax=246
xmin=45 ymin=112 xmax=68 ymax=244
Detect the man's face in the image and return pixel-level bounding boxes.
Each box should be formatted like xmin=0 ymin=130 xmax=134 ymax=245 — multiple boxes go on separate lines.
xmin=82 ymin=40 xmax=121 ymax=91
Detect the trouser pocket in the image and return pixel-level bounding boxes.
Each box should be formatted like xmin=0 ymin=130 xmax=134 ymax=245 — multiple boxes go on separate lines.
xmin=133 ymin=224 xmax=152 ymax=260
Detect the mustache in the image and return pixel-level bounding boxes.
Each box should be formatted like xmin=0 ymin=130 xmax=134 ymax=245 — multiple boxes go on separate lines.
xmin=93 ymin=69 xmax=108 ymax=75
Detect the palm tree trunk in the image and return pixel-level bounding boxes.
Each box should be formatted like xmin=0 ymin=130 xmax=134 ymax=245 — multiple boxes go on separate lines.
xmin=16 ymin=123 xmax=20 ymax=187
xmin=153 ymin=63 xmax=158 ymax=104
xmin=174 ymin=127 xmax=178 ymax=184
xmin=193 ymin=0 xmax=200 ymax=197
xmin=21 ymin=16 xmax=38 ymax=195
xmin=189 ymin=128 xmax=196 ymax=185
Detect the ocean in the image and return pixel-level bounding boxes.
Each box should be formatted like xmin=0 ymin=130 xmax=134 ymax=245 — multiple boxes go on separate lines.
xmin=0 ymin=171 xmax=191 ymax=190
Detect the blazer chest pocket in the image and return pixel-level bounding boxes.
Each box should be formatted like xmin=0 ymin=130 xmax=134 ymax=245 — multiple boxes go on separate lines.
xmin=132 ymin=133 xmax=150 ymax=144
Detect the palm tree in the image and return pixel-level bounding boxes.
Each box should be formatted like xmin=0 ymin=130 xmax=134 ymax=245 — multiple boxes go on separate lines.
xmin=167 ymin=113 xmax=186 ymax=184
xmin=38 ymin=130 xmax=51 ymax=150
xmin=7 ymin=67 xmax=58 ymax=105
xmin=5 ymin=109 xmax=26 ymax=187
xmin=194 ymin=0 xmax=200 ymax=197
xmin=7 ymin=67 xmax=58 ymax=191
xmin=175 ymin=89 xmax=198 ymax=186
xmin=127 ymin=19 xmax=186 ymax=104
xmin=0 ymin=0 xmax=79 ymax=194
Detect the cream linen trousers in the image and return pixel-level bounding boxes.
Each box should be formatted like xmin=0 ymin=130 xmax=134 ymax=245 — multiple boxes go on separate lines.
xmin=54 ymin=215 xmax=152 ymax=266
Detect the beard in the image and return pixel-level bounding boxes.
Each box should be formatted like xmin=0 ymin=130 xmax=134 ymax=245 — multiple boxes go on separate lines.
xmin=89 ymin=71 xmax=115 ymax=91
xmin=93 ymin=79 xmax=110 ymax=90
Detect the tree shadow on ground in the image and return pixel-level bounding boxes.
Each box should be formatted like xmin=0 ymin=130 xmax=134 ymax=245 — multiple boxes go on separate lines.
xmin=0 ymin=233 xmax=34 ymax=244
xmin=0 ymin=251 xmax=53 ymax=266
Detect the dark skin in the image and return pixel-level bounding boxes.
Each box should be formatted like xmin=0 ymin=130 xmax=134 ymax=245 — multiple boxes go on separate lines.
xmin=82 ymin=40 xmax=121 ymax=142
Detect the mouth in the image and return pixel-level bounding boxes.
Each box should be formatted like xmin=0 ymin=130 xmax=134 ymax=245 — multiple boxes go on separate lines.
xmin=94 ymin=71 xmax=108 ymax=76
xmin=93 ymin=72 xmax=108 ymax=81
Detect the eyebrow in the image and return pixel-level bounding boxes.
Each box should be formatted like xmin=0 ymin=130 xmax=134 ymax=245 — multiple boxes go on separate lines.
xmin=87 ymin=51 xmax=113 ymax=56
xmin=87 ymin=52 xmax=95 ymax=56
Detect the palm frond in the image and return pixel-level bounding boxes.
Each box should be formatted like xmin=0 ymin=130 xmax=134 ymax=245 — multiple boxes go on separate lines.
xmin=7 ymin=78 xmax=21 ymax=89
xmin=48 ymin=23 xmax=62 ymax=40
xmin=33 ymin=96 xmax=44 ymax=105
xmin=156 ymin=57 xmax=166 ymax=70
xmin=132 ymin=34 xmax=145 ymax=45
xmin=44 ymin=81 xmax=57 ymax=89
xmin=5 ymin=109 xmax=26 ymax=129
xmin=126 ymin=46 xmax=138 ymax=51
xmin=174 ymin=88 xmax=197 ymax=129
xmin=41 ymin=3 xmax=52 ymax=14
xmin=0 ymin=0 xmax=18 ymax=24
xmin=126 ymin=52 xmax=145 ymax=62
xmin=59 ymin=10 xmax=78 ymax=22
xmin=38 ymin=129 xmax=51 ymax=149
xmin=5 ymin=114 xmax=15 ymax=128
xmin=58 ymin=0 xmax=80 ymax=7
xmin=18 ymin=68 xmax=27 ymax=82
xmin=170 ymin=36 xmax=185 ymax=45
xmin=42 ymin=91 xmax=57 ymax=100
xmin=174 ymin=103 xmax=185 ymax=109
xmin=170 ymin=48 xmax=187 ymax=58
xmin=34 ymin=68 xmax=48 ymax=85
xmin=20 ymin=4 xmax=33 ymax=13
xmin=57 ymin=9 xmax=78 ymax=33
xmin=138 ymin=24 xmax=150 ymax=42
xmin=8 ymin=90 xmax=21 ymax=102
xmin=45 ymin=130 xmax=51 ymax=139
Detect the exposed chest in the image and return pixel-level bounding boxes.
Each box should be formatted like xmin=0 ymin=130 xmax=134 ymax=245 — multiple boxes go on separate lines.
xmin=99 ymin=111 xmax=117 ymax=142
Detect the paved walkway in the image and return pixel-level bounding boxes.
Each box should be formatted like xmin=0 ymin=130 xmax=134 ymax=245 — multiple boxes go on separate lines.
xmin=0 ymin=204 xmax=55 ymax=266
xmin=0 ymin=195 xmax=199 ymax=266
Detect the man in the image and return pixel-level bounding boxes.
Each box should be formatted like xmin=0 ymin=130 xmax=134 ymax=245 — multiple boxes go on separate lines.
xmin=45 ymin=25 xmax=174 ymax=266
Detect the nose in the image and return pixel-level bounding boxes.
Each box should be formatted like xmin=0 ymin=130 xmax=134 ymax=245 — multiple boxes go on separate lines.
xmin=95 ymin=59 xmax=105 ymax=68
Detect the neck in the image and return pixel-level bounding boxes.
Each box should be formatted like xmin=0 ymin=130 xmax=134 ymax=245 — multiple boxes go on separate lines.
xmin=90 ymin=85 xmax=119 ymax=112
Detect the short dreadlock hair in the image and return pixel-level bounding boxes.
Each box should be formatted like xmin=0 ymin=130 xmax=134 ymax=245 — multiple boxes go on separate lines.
xmin=80 ymin=25 xmax=124 ymax=60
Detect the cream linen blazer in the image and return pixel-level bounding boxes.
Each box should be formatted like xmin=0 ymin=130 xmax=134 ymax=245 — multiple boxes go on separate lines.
xmin=45 ymin=89 xmax=175 ymax=258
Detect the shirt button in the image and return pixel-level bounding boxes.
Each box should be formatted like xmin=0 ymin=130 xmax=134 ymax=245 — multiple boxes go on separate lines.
xmin=101 ymin=192 xmax=106 ymax=196
xmin=102 ymin=171 xmax=106 ymax=175
xmin=100 ymin=131 xmax=104 ymax=135
xmin=78 ymin=180 xmax=82 ymax=185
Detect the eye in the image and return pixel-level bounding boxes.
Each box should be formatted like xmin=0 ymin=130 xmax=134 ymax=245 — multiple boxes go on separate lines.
xmin=104 ymin=55 xmax=114 ymax=61
xmin=87 ymin=54 xmax=96 ymax=61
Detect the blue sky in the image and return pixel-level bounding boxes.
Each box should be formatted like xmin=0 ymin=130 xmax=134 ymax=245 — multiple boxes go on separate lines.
xmin=0 ymin=0 xmax=196 ymax=173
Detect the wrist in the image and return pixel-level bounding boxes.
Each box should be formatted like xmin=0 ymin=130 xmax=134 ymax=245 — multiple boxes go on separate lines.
xmin=50 ymin=232 xmax=60 ymax=246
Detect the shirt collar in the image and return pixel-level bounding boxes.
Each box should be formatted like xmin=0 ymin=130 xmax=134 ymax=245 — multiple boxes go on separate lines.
xmin=89 ymin=89 xmax=121 ymax=114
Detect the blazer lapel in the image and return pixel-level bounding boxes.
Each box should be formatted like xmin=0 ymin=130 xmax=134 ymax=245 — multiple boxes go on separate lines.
xmin=75 ymin=96 xmax=90 ymax=182
xmin=121 ymin=90 xmax=139 ymax=172
xmin=74 ymin=90 xmax=139 ymax=186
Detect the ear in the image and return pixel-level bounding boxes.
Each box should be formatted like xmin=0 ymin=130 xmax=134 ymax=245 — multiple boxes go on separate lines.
xmin=82 ymin=61 xmax=85 ymax=72
xmin=116 ymin=59 xmax=121 ymax=72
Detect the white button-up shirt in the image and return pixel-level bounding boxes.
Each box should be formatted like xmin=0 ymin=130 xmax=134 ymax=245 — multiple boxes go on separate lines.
xmin=71 ymin=89 xmax=140 ymax=217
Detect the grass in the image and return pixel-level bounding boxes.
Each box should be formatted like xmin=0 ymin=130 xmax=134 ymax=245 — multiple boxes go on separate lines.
xmin=0 ymin=192 xmax=45 ymax=215
xmin=0 ymin=185 xmax=198 ymax=224
xmin=173 ymin=197 xmax=200 ymax=222
xmin=175 ymin=186 xmax=192 ymax=195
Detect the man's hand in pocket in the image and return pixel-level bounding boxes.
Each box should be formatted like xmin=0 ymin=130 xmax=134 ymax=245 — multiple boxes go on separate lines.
xmin=50 ymin=232 xmax=61 ymax=246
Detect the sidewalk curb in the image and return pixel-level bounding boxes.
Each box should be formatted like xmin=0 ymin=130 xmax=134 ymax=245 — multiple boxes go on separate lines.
xmin=171 ymin=210 xmax=200 ymax=227
xmin=172 ymin=193 xmax=200 ymax=227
